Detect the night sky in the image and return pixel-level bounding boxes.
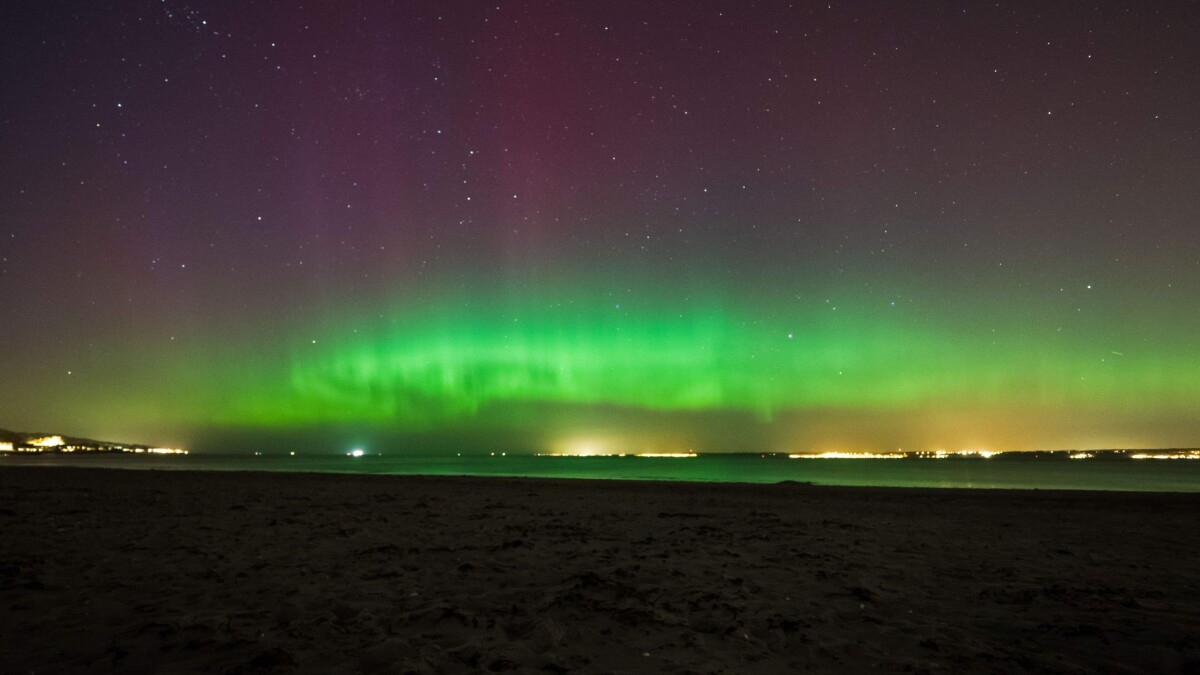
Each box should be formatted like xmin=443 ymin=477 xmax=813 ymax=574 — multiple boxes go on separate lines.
xmin=2 ymin=1 xmax=1198 ymax=454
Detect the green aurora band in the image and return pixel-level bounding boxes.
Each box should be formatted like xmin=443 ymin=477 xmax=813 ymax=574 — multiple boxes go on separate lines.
xmin=177 ymin=277 xmax=1200 ymax=452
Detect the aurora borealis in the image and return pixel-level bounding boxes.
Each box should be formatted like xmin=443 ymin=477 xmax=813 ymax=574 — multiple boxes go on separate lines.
xmin=2 ymin=1 xmax=1198 ymax=453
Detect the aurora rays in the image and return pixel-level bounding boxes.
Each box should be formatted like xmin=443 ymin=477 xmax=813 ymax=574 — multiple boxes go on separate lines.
xmin=3 ymin=2 xmax=1199 ymax=453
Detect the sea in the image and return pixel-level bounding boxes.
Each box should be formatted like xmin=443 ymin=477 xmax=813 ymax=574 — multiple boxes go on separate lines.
xmin=4 ymin=451 xmax=1200 ymax=492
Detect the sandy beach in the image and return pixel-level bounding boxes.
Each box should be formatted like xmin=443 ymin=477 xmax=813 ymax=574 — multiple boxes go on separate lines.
xmin=2 ymin=467 xmax=1198 ymax=673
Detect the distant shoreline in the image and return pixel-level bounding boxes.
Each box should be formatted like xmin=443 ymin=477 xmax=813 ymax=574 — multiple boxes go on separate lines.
xmin=4 ymin=459 xmax=1200 ymax=495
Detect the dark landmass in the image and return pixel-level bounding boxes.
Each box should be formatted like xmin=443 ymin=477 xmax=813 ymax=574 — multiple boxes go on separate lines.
xmin=0 ymin=427 xmax=184 ymax=454
xmin=2 ymin=467 xmax=1198 ymax=673
xmin=2 ymin=424 xmax=1196 ymax=461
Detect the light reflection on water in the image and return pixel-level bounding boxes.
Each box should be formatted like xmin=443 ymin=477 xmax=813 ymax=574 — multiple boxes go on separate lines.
xmin=4 ymin=452 xmax=1200 ymax=492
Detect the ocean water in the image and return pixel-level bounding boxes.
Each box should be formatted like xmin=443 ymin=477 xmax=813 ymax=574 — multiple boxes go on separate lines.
xmin=4 ymin=452 xmax=1200 ymax=492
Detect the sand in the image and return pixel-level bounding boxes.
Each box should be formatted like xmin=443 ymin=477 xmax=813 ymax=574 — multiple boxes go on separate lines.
xmin=2 ymin=467 xmax=1198 ymax=673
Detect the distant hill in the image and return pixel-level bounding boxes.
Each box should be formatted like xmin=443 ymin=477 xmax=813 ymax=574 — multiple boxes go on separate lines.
xmin=0 ymin=427 xmax=183 ymax=454
xmin=1 ymin=427 xmax=115 ymax=446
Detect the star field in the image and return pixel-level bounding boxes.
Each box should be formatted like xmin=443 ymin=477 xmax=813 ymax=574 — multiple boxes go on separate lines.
xmin=1 ymin=1 xmax=1198 ymax=452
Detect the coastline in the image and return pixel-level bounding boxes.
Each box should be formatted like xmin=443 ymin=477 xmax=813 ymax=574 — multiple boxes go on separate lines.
xmin=5 ymin=451 xmax=1200 ymax=493
xmin=3 ymin=467 xmax=1199 ymax=672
